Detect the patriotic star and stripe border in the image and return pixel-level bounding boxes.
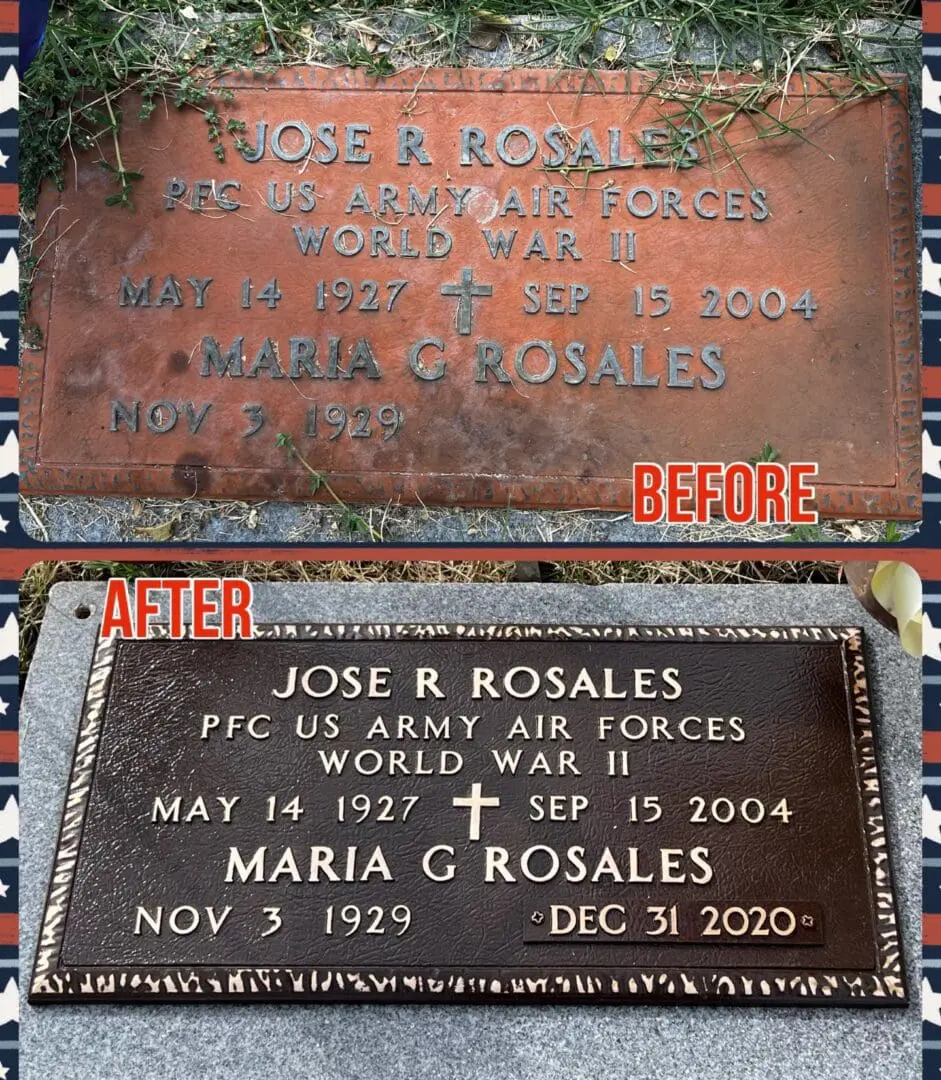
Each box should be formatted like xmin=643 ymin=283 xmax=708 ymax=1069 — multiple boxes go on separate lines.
xmin=916 ymin=2 xmax=941 ymax=555
xmin=0 ymin=5 xmax=940 ymax=1080
xmin=0 ymin=6 xmax=21 ymax=1078
xmin=921 ymin=2 xmax=941 ymax=1069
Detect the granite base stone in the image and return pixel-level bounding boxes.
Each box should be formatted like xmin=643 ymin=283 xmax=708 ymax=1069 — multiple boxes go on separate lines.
xmin=20 ymin=582 xmax=921 ymax=1080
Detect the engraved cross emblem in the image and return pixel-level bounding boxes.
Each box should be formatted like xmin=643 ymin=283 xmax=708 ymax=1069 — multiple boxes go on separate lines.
xmin=440 ymin=267 xmax=493 ymax=335
xmin=452 ymin=782 xmax=500 ymax=841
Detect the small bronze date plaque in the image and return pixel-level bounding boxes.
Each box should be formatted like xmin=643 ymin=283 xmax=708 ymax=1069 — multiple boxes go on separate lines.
xmin=30 ymin=623 xmax=907 ymax=1006
xmin=522 ymin=901 xmax=825 ymax=946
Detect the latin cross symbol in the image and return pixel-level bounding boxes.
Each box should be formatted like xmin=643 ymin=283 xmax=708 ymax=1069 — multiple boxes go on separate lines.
xmin=440 ymin=267 xmax=493 ymax=335
xmin=452 ymin=782 xmax=500 ymax=841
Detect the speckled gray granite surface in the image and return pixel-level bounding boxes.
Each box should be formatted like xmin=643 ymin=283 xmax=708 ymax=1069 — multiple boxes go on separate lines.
xmin=20 ymin=582 xmax=920 ymax=1080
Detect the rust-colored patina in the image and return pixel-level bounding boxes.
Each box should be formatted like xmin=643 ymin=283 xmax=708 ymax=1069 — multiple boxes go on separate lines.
xmin=21 ymin=69 xmax=920 ymax=517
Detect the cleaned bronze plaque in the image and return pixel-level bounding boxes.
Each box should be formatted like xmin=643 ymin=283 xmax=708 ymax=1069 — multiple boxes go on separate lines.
xmin=22 ymin=70 xmax=919 ymax=518
xmin=30 ymin=623 xmax=907 ymax=1006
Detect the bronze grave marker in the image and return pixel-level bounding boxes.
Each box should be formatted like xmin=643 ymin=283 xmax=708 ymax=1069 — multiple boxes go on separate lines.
xmin=21 ymin=69 xmax=920 ymax=518
xmin=30 ymin=623 xmax=907 ymax=1005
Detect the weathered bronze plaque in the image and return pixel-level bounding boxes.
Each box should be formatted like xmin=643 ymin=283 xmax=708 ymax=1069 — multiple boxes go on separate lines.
xmin=31 ymin=623 xmax=906 ymax=1006
xmin=22 ymin=70 xmax=919 ymax=518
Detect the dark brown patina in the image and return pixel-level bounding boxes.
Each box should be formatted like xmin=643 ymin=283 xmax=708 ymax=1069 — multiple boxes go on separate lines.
xmin=21 ymin=69 xmax=920 ymax=518
xmin=30 ymin=623 xmax=907 ymax=1005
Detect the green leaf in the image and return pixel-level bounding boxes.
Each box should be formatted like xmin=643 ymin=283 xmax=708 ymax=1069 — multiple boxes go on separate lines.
xmin=882 ymin=521 xmax=903 ymax=543
xmin=748 ymin=441 xmax=780 ymax=464
xmin=133 ymin=516 xmax=179 ymax=541
xmin=785 ymin=524 xmax=823 ymax=543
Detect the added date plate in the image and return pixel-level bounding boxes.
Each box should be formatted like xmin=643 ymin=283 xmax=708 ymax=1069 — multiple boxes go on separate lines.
xmin=21 ymin=69 xmax=920 ymax=518
xmin=30 ymin=623 xmax=907 ymax=1006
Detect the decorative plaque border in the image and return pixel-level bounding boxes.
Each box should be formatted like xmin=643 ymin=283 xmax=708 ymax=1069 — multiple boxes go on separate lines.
xmin=29 ymin=623 xmax=906 ymax=1006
